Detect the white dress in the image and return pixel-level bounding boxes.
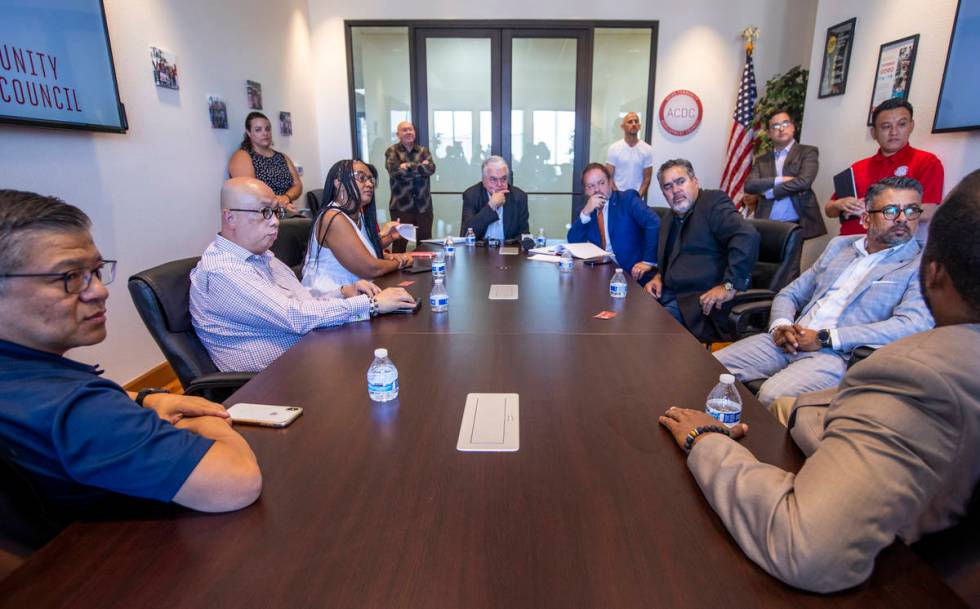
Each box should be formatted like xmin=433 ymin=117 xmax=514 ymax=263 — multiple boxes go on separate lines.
xmin=301 ymin=206 xmax=377 ymax=296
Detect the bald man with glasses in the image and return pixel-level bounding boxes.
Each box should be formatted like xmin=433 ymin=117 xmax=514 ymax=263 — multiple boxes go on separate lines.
xmin=190 ymin=177 xmax=416 ymax=372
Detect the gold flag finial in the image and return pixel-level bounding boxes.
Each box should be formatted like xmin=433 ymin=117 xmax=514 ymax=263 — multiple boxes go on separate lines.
xmin=741 ymin=26 xmax=760 ymax=54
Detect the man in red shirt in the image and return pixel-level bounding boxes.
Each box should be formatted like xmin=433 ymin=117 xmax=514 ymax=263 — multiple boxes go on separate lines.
xmin=824 ymin=99 xmax=944 ymax=235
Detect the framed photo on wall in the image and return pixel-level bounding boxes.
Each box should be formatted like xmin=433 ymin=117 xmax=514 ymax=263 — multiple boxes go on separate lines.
xmin=818 ymin=17 xmax=856 ymax=98
xmin=867 ymin=34 xmax=920 ymax=125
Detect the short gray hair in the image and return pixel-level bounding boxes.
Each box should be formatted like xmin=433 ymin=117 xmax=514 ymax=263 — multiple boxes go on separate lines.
xmin=482 ymin=155 xmax=509 ymax=176
xmin=657 ymin=159 xmax=696 ymax=185
xmin=0 ymin=190 xmax=91 ymax=291
xmin=865 ymin=176 xmax=923 ymax=210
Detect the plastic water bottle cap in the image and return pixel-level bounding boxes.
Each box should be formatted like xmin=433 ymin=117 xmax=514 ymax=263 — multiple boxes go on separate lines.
xmin=719 ymin=373 xmax=735 ymax=384
xmin=615 ymin=268 xmax=623 ymax=272
xmin=374 ymin=348 xmax=388 ymax=358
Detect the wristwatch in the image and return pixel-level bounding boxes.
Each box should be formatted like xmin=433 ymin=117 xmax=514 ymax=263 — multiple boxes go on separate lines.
xmin=723 ymin=281 xmax=735 ymax=293
xmin=135 ymin=387 xmax=170 ymax=407
xmin=817 ymin=329 xmax=833 ymax=349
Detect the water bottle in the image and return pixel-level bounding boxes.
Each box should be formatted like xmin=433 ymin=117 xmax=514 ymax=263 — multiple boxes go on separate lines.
xmin=367 ymin=348 xmax=399 ymax=402
xmin=443 ymin=235 xmax=455 ymax=256
xmin=432 ymin=250 xmax=446 ymax=277
xmin=430 ymin=277 xmax=449 ymax=312
xmin=536 ymin=227 xmax=547 ymax=248
xmin=609 ymin=268 xmax=627 ymax=298
xmin=705 ymin=373 xmax=742 ymax=428
xmin=465 ymin=227 xmax=476 ymax=246
xmin=559 ymin=248 xmax=574 ymax=273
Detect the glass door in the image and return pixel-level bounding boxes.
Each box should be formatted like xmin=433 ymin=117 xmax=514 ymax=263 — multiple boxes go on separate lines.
xmin=415 ymin=27 xmax=588 ymax=238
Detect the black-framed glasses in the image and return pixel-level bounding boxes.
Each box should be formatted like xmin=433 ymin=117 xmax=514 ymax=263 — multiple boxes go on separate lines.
xmin=352 ymin=171 xmax=376 ymax=185
xmin=868 ymin=204 xmax=923 ymax=221
xmin=0 ymin=260 xmax=117 ymax=294
xmin=228 ymin=206 xmax=287 ymax=220
xmin=768 ymin=120 xmax=793 ymax=130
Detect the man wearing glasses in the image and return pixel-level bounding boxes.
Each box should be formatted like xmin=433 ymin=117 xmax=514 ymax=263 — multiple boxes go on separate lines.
xmin=190 ymin=177 xmax=416 ymax=372
xmin=714 ymin=176 xmax=934 ymax=413
xmin=0 ymin=190 xmax=261 ymax=538
xmin=459 ymin=156 xmax=529 ymax=242
xmin=743 ymin=110 xmax=827 ymax=240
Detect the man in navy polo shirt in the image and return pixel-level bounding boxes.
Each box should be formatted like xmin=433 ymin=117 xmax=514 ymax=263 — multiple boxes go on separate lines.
xmin=0 ymin=190 xmax=262 ymax=531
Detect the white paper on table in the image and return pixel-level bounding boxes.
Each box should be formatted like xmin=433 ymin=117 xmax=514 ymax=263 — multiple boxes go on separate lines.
xmin=562 ymin=242 xmax=609 ymax=259
xmin=421 ymin=237 xmax=467 ymax=244
xmin=529 ymin=245 xmax=559 ymax=255
xmin=488 ymin=284 xmax=519 ymax=300
xmin=528 ymin=254 xmax=561 ymax=263
xmin=500 ymin=246 xmax=520 ymax=255
xmin=395 ymin=224 xmax=417 ymax=242
xmin=456 ymin=393 xmax=519 ymax=452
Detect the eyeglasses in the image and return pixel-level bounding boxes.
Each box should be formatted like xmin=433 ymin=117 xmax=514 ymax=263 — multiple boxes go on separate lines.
xmin=868 ymin=204 xmax=924 ymax=221
xmin=0 ymin=260 xmax=117 ymax=294
xmin=353 ymin=171 xmax=376 ymax=185
xmin=486 ymin=175 xmax=509 ymax=184
xmin=768 ymin=120 xmax=793 ymax=130
xmin=228 ymin=206 xmax=287 ymax=220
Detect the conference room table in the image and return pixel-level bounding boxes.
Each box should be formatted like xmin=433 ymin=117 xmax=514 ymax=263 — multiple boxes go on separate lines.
xmin=0 ymin=245 xmax=967 ymax=608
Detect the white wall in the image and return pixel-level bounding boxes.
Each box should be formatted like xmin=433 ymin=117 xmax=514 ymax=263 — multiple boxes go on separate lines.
xmin=307 ymin=0 xmax=819 ymax=204
xmin=0 ymin=0 xmax=321 ymax=383
xmin=801 ymin=0 xmax=980 ymax=262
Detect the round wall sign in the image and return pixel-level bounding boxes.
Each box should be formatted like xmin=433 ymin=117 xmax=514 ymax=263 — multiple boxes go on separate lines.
xmin=659 ymin=90 xmax=703 ymax=137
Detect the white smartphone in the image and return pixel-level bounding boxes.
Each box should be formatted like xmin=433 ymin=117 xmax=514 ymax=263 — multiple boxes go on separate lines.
xmin=227 ymin=403 xmax=303 ymax=428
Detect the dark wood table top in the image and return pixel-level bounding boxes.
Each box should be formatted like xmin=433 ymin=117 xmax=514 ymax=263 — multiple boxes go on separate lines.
xmin=0 ymin=249 xmax=966 ymax=608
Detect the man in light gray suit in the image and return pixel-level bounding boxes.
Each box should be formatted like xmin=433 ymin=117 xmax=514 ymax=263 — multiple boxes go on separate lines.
xmin=659 ymin=169 xmax=980 ymax=592
xmin=714 ymin=176 xmax=933 ymax=408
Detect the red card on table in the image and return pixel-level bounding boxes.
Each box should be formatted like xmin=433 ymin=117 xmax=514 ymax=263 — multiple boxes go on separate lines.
xmin=397 ymin=280 xmax=415 ymax=287
xmin=408 ymin=251 xmax=437 ymax=258
xmin=593 ymin=310 xmax=617 ymax=320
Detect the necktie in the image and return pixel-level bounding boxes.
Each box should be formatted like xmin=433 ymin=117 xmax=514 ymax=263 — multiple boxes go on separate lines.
xmin=597 ymin=206 xmax=607 ymax=251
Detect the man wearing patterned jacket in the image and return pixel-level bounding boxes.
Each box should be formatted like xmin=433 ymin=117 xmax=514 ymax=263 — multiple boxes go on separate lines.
xmin=714 ymin=176 xmax=934 ymax=410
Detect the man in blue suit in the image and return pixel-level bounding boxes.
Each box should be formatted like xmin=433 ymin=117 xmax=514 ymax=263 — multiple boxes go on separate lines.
xmin=566 ymin=163 xmax=660 ymax=283
xmin=715 ymin=176 xmax=934 ymax=407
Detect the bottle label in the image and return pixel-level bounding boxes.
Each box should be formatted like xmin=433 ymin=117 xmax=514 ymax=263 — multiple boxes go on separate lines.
xmin=610 ymin=284 xmax=627 ymax=297
xmin=466 ymin=236 xmax=476 ymax=245
xmin=430 ymin=295 xmax=448 ymax=307
xmin=368 ymin=379 xmax=398 ymax=393
xmin=559 ymin=258 xmax=574 ymax=271
xmin=705 ymin=399 xmax=741 ymax=427
xmin=432 ymin=262 xmax=446 ymax=274
xmin=536 ymin=237 xmax=546 ymax=247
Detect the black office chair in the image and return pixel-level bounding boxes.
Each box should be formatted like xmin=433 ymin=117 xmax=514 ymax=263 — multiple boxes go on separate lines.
xmin=306 ymin=188 xmax=325 ymax=218
xmin=129 ymin=258 xmax=254 ymax=401
xmin=270 ymin=217 xmax=313 ymax=279
xmin=722 ymin=219 xmax=803 ymax=340
xmin=652 ymin=205 xmax=670 ymax=221
xmin=0 ymin=446 xmax=62 ymax=556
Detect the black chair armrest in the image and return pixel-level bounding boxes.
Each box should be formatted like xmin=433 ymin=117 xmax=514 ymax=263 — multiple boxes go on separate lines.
xmin=730 ymin=299 xmax=774 ymax=339
xmin=184 ymin=372 xmax=255 ymax=397
xmin=728 ymin=288 xmax=777 ymax=307
xmin=846 ymin=345 xmax=877 ymax=369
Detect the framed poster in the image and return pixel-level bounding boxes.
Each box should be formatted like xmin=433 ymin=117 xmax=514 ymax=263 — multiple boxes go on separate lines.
xmin=818 ymin=17 xmax=856 ymax=98
xmin=867 ymin=34 xmax=920 ymax=125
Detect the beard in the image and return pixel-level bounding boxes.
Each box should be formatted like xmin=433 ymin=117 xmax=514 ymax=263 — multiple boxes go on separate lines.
xmin=869 ymin=223 xmax=912 ymax=248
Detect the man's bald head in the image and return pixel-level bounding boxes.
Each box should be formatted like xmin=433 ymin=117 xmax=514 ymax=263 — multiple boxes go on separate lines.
xmin=219 ymin=177 xmax=280 ymax=254
xmin=621 ymin=112 xmax=641 ymax=138
xmin=221 ymin=177 xmax=275 ymax=211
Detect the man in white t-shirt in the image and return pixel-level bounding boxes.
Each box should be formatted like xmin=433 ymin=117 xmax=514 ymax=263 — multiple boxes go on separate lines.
xmin=606 ymin=112 xmax=654 ymax=200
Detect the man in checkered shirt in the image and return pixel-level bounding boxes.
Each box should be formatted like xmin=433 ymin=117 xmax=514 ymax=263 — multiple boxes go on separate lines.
xmin=190 ymin=178 xmax=416 ymax=372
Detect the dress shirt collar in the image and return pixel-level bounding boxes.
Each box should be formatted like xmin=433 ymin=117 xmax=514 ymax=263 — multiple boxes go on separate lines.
xmin=774 ymin=139 xmax=794 ymax=158
xmin=213 ymin=234 xmax=273 ymax=263
xmin=0 ymin=338 xmax=102 ymax=375
xmin=873 ymin=143 xmax=914 ymax=166
xmin=853 ymin=235 xmax=914 ymax=259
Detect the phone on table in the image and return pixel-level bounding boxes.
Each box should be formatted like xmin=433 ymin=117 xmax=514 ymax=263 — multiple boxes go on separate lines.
xmin=227 ymin=403 xmax=303 ymax=428
xmin=402 ymin=260 xmax=432 ymax=274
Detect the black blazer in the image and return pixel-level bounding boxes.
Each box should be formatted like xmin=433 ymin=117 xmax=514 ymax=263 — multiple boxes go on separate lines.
xmin=459 ymin=183 xmax=530 ymax=240
xmin=658 ymin=189 xmax=760 ymax=341
xmin=744 ymin=142 xmax=827 ymax=240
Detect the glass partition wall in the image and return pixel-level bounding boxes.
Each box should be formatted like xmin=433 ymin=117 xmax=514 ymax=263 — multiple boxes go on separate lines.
xmin=346 ymin=21 xmax=657 ymax=238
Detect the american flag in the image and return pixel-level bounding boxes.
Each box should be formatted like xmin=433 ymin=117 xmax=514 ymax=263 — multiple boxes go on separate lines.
xmin=719 ymin=48 xmax=757 ymax=207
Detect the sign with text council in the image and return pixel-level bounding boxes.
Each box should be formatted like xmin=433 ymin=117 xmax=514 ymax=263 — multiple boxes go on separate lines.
xmin=0 ymin=0 xmax=127 ymax=132
xmin=659 ymin=90 xmax=702 ymax=137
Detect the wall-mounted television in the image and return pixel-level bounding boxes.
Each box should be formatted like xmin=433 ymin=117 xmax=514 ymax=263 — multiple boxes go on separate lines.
xmin=933 ymin=0 xmax=980 ymax=133
xmin=0 ymin=0 xmax=127 ymax=133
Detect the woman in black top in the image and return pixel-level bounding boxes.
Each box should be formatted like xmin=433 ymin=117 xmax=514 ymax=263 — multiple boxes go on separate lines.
xmin=228 ymin=112 xmax=303 ymax=214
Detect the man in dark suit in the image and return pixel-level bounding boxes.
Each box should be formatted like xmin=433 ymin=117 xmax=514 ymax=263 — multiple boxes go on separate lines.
xmin=744 ymin=110 xmax=826 ymax=240
xmin=460 ymin=156 xmax=529 ymax=241
xmin=566 ymin=163 xmax=660 ymax=283
xmin=645 ymin=159 xmax=760 ymax=341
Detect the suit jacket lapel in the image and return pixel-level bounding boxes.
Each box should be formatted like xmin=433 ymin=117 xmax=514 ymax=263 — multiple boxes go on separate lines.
xmin=657 ymin=207 xmax=671 ymax=268
xmin=844 ymin=240 xmax=920 ymax=307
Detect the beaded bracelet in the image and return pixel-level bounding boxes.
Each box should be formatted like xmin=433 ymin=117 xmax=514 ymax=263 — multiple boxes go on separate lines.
xmin=683 ymin=425 xmax=731 ymax=452
xmin=369 ymin=297 xmax=379 ymax=317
